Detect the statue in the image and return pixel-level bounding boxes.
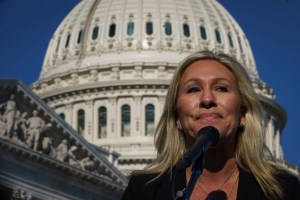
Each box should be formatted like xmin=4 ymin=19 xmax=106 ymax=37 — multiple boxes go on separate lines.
xmin=26 ymin=110 xmax=45 ymax=150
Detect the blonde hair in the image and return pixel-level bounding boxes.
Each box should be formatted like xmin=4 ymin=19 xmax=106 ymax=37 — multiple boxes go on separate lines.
xmin=134 ymin=50 xmax=284 ymax=199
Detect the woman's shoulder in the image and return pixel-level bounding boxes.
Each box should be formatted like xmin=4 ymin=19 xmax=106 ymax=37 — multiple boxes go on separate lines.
xmin=121 ymin=170 xmax=185 ymax=200
xmin=128 ymin=173 xmax=161 ymax=186
xmin=238 ymin=168 xmax=300 ymax=199
xmin=121 ymin=172 xmax=168 ymax=200
xmin=276 ymin=171 xmax=299 ymax=182
xmin=276 ymin=171 xmax=300 ymax=199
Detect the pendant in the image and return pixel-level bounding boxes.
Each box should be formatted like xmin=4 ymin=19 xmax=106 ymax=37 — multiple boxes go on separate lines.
xmin=205 ymin=196 xmax=217 ymax=200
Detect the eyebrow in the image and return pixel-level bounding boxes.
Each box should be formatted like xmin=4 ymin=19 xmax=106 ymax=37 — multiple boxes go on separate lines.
xmin=182 ymin=77 xmax=234 ymax=86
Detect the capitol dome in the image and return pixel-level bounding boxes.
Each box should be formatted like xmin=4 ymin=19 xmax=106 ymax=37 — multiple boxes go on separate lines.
xmin=32 ymin=0 xmax=286 ymax=175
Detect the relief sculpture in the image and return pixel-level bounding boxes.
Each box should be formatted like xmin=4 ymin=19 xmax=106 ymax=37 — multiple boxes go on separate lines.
xmin=0 ymin=93 xmax=96 ymax=174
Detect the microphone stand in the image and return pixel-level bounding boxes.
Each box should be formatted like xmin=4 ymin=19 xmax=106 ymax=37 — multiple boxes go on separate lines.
xmin=185 ymin=154 xmax=204 ymax=200
xmin=173 ymin=154 xmax=204 ymax=200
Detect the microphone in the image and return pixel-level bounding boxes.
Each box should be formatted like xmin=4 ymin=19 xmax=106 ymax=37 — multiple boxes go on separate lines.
xmin=176 ymin=126 xmax=220 ymax=170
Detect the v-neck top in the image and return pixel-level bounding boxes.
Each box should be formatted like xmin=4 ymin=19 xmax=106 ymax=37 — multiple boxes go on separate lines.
xmin=122 ymin=169 xmax=300 ymax=200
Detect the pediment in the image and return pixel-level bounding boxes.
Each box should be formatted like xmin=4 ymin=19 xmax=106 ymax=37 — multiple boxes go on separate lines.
xmin=0 ymin=79 xmax=127 ymax=199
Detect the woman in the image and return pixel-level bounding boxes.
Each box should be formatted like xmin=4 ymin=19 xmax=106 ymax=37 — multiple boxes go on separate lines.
xmin=122 ymin=51 xmax=300 ymax=200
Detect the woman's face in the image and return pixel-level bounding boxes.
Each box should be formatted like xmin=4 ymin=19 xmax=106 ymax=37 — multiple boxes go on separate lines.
xmin=176 ymin=60 xmax=245 ymax=147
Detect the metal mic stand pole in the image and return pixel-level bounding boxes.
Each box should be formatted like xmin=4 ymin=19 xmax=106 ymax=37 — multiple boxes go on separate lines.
xmin=184 ymin=154 xmax=204 ymax=200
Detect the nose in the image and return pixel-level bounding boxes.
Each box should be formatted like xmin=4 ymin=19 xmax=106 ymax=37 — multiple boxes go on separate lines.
xmin=200 ymin=89 xmax=216 ymax=108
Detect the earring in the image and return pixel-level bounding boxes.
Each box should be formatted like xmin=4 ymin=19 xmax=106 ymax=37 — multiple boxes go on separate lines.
xmin=239 ymin=122 xmax=245 ymax=128
xmin=176 ymin=121 xmax=182 ymax=130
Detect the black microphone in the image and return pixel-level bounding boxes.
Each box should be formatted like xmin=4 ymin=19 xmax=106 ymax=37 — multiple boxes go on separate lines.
xmin=176 ymin=126 xmax=220 ymax=170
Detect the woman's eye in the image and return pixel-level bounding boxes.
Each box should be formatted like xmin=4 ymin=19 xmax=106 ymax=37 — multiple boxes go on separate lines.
xmin=187 ymin=87 xmax=200 ymax=93
xmin=215 ymin=86 xmax=228 ymax=92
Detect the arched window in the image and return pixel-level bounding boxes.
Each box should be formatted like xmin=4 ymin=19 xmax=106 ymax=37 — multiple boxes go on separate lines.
xmin=238 ymin=36 xmax=244 ymax=53
xmin=145 ymin=104 xmax=155 ymax=136
xmin=77 ymin=30 xmax=82 ymax=44
xmin=92 ymin=25 xmax=99 ymax=40
xmin=215 ymin=29 xmax=222 ymax=44
xmin=98 ymin=106 xmax=107 ymax=138
xmin=200 ymin=25 xmax=207 ymax=40
xmin=59 ymin=113 xmax=65 ymax=120
xmin=109 ymin=23 xmax=116 ymax=37
xmin=65 ymin=33 xmax=71 ymax=48
xmin=55 ymin=37 xmax=61 ymax=52
xmin=121 ymin=105 xmax=130 ymax=137
xmin=164 ymin=21 xmax=172 ymax=36
xmin=77 ymin=109 xmax=85 ymax=135
xmin=146 ymin=21 xmax=153 ymax=35
xmin=228 ymin=32 xmax=234 ymax=48
xmin=183 ymin=24 xmax=190 ymax=37
xmin=127 ymin=21 xmax=134 ymax=36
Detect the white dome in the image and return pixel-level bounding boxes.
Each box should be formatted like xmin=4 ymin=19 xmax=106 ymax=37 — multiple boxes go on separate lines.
xmin=32 ymin=0 xmax=285 ymax=175
xmin=38 ymin=0 xmax=258 ymax=82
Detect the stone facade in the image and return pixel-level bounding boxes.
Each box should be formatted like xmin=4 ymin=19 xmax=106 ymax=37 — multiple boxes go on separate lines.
xmin=0 ymin=79 xmax=127 ymax=199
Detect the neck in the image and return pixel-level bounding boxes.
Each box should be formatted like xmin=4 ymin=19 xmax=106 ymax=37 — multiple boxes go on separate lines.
xmin=204 ymin=137 xmax=237 ymax=170
xmin=200 ymin=157 xmax=237 ymax=185
xmin=186 ymin=147 xmax=239 ymax=200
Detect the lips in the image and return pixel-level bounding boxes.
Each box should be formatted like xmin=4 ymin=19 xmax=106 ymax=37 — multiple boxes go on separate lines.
xmin=198 ymin=113 xmax=222 ymax=120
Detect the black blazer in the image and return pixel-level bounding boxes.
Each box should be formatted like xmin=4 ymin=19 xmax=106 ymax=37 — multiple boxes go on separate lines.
xmin=122 ymin=169 xmax=300 ymax=200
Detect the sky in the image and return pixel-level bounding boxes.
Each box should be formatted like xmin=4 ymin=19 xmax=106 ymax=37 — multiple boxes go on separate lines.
xmin=0 ymin=0 xmax=299 ymax=167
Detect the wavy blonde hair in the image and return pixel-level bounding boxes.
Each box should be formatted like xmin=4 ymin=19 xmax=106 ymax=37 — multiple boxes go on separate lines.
xmin=134 ymin=50 xmax=284 ymax=199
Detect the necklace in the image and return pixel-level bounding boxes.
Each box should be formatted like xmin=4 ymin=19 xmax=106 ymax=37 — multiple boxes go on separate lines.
xmin=193 ymin=176 xmax=239 ymax=200
xmin=189 ymin=167 xmax=238 ymax=200
xmin=203 ymin=167 xmax=236 ymax=189
xmin=227 ymin=176 xmax=239 ymax=199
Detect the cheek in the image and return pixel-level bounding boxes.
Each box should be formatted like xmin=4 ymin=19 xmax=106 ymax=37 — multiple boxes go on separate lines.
xmin=176 ymin=96 xmax=198 ymax=117
xmin=221 ymin=98 xmax=242 ymax=120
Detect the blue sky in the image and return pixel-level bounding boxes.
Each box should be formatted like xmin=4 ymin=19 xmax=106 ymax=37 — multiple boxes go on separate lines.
xmin=1 ymin=0 xmax=300 ymax=167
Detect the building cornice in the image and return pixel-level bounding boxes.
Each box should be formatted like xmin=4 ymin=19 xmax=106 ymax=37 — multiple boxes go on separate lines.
xmin=258 ymin=95 xmax=287 ymax=131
